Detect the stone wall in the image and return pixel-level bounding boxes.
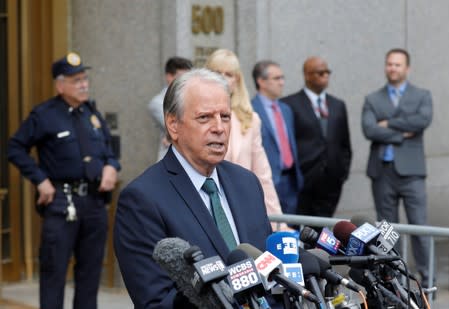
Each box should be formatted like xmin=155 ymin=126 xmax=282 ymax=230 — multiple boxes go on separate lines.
xmin=71 ymin=0 xmax=449 ymax=227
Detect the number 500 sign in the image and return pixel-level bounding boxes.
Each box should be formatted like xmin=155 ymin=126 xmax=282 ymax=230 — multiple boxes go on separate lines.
xmin=192 ymin=5 xmax=224 ymax=34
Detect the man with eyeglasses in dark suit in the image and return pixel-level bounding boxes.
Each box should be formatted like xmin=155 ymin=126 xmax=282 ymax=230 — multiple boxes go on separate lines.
xmin=251 ymin=60 xmax=304 ymax=216
xmin=281 ymin=56 xmax=352 ymax=218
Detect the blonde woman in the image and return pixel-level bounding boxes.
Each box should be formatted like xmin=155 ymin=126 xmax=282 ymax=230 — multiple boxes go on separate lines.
xmin=205 ymin=49 xmax=288 ymax=231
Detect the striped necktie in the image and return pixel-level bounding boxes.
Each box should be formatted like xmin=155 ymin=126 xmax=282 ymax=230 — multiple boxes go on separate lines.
xmin=317 ymin=97 xmax=328 ymax=118
xmin=202 ymin=178 xmax=237 ymax=250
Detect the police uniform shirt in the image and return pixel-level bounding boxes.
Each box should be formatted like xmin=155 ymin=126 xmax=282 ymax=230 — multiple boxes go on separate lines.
xmin=7 ymin=95 xmax=121 ymax=185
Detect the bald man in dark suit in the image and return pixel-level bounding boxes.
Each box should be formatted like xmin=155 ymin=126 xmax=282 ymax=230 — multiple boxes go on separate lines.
xmin=281 ymin=57 xmax=352 ymax=218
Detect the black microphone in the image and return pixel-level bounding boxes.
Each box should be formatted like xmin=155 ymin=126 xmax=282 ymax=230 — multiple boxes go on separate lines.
xmin=349 ymin=268 xmax=408 ymax=309
xmin=300 ymin=226 xmax=344 ymax=255
xmin=226 ymin=249 xmax=269 ymax=309
xmin=340 ymin=218 xmax=416 ymax=280
xmin=182 ymin=245 xmax=237 ymax=309
xmin=329 ymin=255 xmax=401 ymax=266
xmin=237 ymin=243 xmax=320 ymax=304
xmin=306 ymin=248 xmax=361 ymax=293
xmin=153 ymin=237 xmax=235 ymax=309
xmin=376 ymin=219 xmax=401 ymax=254
xmin=299 ymin=248 xmax=327 ymax=306
xmin=334 ymin=220 xmax=391 ymax=256
xmin=350 ymin=215 xmax=400 ymax=255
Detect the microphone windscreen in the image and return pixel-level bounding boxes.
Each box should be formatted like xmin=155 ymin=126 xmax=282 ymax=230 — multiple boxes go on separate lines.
xmin=350 ymin=215 xmax=376 ymax=227
xmin=333 ymin=221 xmax=357 ymax=246
xmin=226 ymin=249 xmax=250 ymax=265
xmin=266 ymin=231 xmax=299 ymax=263
xmin=307 ymin=249 xmax=331 ymax=270
xmin=308 ymin=248 xmax=351 ymax=278
xmin=237 ymin=243 xmax=263 ymax=260
xmin=348 ymin=268 xmax=365 ymax=286
xmin=299 ymin=226 xmax=319 ymax=244
xmin=152 ymin=237 xmax=223 ymax=308
xmin=298 ymin=248 xmax=320 ymax=276
xmin=153 ymin=237 xmax=192 ymax=278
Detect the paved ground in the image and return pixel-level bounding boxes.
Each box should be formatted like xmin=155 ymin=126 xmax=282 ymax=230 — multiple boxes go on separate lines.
xmin=0 ymin=282 xmax=133 ymax=309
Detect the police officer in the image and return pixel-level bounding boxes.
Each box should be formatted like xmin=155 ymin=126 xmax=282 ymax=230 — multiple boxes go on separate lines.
xmin=7 ymin=52 xmax=120 ymax=309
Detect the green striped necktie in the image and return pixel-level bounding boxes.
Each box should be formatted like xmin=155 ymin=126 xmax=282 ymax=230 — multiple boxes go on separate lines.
xmin=202 ymin=178 xmax=237 ymax=250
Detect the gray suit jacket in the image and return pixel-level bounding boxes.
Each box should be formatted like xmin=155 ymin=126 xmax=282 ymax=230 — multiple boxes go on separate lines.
xmin=362 ymin=83 xmax=433 ymax=178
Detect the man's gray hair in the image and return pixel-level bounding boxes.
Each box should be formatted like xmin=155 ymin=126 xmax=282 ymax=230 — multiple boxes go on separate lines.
xmin=163 ymin=68 xmax=230 ymax=140
xmin=252 ymin=60 xmax=280 ymax=90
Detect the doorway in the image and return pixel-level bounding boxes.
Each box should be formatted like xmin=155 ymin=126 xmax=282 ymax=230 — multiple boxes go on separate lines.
xmin=1 ymin=0 xmax=69 ymax=282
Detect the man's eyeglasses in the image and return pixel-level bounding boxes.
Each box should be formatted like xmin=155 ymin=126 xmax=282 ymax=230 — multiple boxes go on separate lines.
xmin=63 ymin=75 xmax=89 ymax=87
xmin=310 ymin=70 xmax=332 ymax=77
xmin=265 ymin=75 xmax=285 ymax=81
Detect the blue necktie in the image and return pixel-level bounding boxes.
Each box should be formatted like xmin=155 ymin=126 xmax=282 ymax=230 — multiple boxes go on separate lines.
xmin=202 ymin=178 xmax=237 ymax=250
xmin=383 ymin=89 xmax=401 ymax=162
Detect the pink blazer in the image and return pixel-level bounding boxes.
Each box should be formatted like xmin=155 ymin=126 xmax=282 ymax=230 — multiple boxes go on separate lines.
xmin=225 ymin=112 xmax=286 ymax=230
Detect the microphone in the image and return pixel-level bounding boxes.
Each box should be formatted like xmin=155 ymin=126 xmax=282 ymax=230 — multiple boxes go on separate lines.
xmin=335 ymin=220 xmax=415 ymax=281
xmin=332 ymin=220 xmax=357 ymax=247
xmin=383 ymin=267 xmax=420 ymax=309
xmin=373 ymin=219 xmax=422 ymax=282
xmin=307 ymin=248 xmax=361 ymax=293
xmin=349 ymin=268 xmax=408 ymax=309
xmin=350 ymin=215 xmax=400 ymax=255
xmin=183 ymin=245 xmax=235 ymax=308
xmin=153 ymin=237 xmax=235 ymax=309
xmin=346 ymin=223 xmax=381 ymax=256
xmin=298 ymin=248 xmax=327 ymax=307
xmin=333 ymin=220 xmax=384 ymax=256
xmin=300 ymin=226 xmax=343 ymax=255
xmin=226 ymin=248 xmax=268 ymax=309
xmin=237 ymin=243 xmax=320 ymax=304
xmin=266 ymin=231 xmax=299 ymax=263
xmin=266 ymin=232 xmax=305 ymax=294
xmin=329 ymin=255 xmax=401 ymax=266
xmin=376 ymin=219 xmax=401 ymax=254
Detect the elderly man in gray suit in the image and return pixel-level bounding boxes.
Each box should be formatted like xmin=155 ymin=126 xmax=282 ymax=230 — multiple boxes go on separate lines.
xmin=362 ymin=48 xmax=433 ymax=287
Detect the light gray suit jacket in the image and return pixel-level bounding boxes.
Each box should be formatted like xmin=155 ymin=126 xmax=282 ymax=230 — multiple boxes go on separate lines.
xmin=362 ymin=83 xmax=433 ymax=179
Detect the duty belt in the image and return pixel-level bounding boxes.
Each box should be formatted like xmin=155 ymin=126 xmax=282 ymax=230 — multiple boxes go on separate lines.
xmin=52 ymin=179 xmax=94 ymax=197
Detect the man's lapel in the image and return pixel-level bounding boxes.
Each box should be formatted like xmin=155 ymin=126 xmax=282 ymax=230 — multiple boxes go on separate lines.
xmin=394 ymin=83 xmax=414 ymax=114
xmin=380 ymin=86 xmax=397 ymax=115
xmin=300 ymin=91 xmax=325 ymax=137
xmin=252 ymin=95 xmax=277 ymax=142
xmin=163 ymin=148 xmax=230 ymax=257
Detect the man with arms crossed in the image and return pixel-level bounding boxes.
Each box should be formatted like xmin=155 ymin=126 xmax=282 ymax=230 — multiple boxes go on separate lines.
xmin=362 ymin=48 xmax=433 ymax=287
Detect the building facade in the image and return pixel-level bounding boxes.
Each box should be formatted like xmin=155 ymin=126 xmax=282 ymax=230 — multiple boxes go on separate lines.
xmin=2 ymin=0 xmax=449 ymax=286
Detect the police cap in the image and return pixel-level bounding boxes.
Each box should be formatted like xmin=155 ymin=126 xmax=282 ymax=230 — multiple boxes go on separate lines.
xmin=52 ymin=52 xmax=91 ymax=79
